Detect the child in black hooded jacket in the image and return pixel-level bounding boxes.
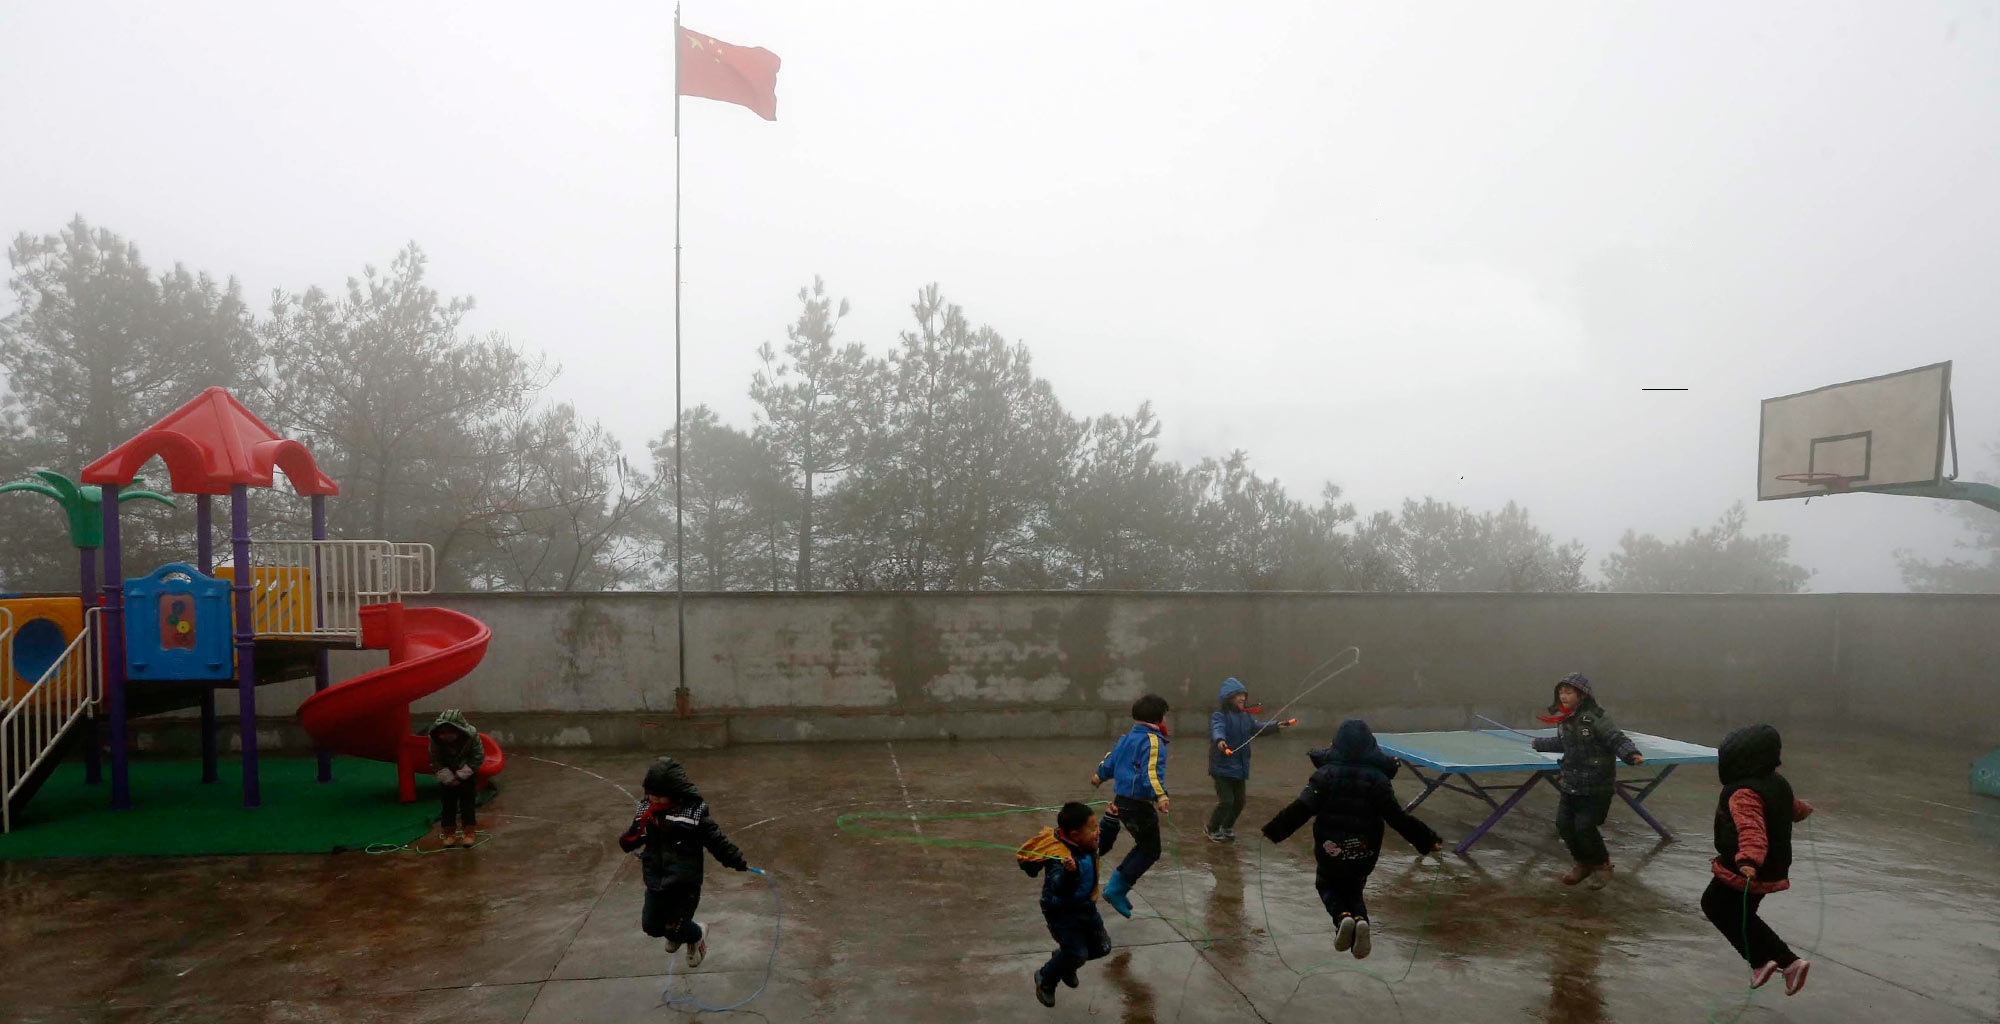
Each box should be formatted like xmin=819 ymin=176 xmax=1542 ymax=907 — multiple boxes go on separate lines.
xmin=1702 ymin=724 xmax=1815 ymax=997
xmin=617 ymin=756 xmax=749 ymax=968
xmin=1263 ymin=719 xmax=1442 ymax=960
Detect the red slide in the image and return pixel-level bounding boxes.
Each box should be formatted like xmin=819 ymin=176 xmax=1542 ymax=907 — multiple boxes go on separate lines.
xmin=297 ymin=602 xmax=504 ymax=803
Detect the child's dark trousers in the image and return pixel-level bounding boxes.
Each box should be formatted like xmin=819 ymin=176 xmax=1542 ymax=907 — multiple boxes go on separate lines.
xmin=1700 ymin=878 xmax=1798 ymax=968
xmin=440 ymin=782 xmax=477 ymax=831
xmin=1040 ymin=905 xmax=1111 ymax=984
xmin=1208 ymin=777 xmax=1247 ymax=833
xmin=1097 ymin=795 xmax=1162 ymax=883
xmin=1316 ymin=867 xmax=1371 ymax=922
xmin=1554 ymin=790 xmax=1613 ymax=865
xmin=643 ymin=881 xmax=705 ymax=946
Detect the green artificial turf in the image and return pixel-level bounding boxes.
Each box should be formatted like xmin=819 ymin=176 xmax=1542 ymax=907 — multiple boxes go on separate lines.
xmin=0 ymin=757 xmax=444 ymax=859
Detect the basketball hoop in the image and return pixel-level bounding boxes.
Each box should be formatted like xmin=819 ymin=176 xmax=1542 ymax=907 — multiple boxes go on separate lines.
xmin=1775 ymin=472 xmax=1857 ymax=491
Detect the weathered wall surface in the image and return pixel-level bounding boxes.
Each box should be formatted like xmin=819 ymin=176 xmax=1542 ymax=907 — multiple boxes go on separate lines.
xmin=155 ymin=590 xmax=1999 ymax=752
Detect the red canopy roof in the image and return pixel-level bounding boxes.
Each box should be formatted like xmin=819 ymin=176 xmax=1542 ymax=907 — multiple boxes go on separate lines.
xmin=81 ymin=388 xmax=339 ymax=496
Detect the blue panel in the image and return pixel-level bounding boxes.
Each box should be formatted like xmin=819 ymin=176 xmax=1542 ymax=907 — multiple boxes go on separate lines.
xmin=124 ymin=563 xmax=234 ymax=681
xmin=11 ymin=617 xmax=68 ymax=684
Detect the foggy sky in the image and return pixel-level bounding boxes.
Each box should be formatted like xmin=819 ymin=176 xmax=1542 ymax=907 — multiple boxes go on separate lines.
xmin=4 ymin=1 xmax=1998 ymax=591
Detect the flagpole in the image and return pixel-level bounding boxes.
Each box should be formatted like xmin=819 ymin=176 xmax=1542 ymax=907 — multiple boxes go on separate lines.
xmin=672 ymin=2 xmax=690 ymax=718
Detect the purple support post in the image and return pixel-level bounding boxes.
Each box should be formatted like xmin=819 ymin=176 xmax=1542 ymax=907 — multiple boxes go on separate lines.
xmin=230 ymin=484 xmax=260 ymax=808
xmin=79 ymin=544 xmax=101 ymax=785
xmin=197 ymin=494 xmax=218 ymax=784
xmin=101 ymin=486 xmax=130 ymax=810
xmin=311 ymin=494 xmax=332 ymax=783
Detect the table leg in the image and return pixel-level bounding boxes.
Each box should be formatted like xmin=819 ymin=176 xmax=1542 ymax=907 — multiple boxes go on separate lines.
xmin=1403 ymin=766 xmax=1448 ymax=812
xmin=1455 ymin=771 xmax=1547 ymax=854
xmin=1616 ymin=763 xmax=1678 ymax=840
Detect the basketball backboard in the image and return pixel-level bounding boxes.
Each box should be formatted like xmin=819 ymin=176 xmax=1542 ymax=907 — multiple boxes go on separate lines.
xmin=1758 ymin=362 xmax=1954 ymax=500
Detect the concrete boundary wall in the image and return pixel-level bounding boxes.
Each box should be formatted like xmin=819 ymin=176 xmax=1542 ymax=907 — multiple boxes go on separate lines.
xmin=141 ymin=590 xmax=2000 ymax=753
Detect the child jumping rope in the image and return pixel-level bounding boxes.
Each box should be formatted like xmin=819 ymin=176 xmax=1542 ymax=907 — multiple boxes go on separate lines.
xmin=1091 ymin=694 xmax=1171 ymax=918
xmin=1702 ymin=724 xmax=1814 ymax=996
xmin=1018 ymin=801 xmax=1111 ymax=1007
xmin=1529 ymin=673 xmax=1644 ymax=888
xmin=1207 ymin=677 xmax=1290 ymax=843
xmin=1262 ymin=719 xmax=1442 ymax=959
xmin=617 ymin=756 xmax=750 ymax=967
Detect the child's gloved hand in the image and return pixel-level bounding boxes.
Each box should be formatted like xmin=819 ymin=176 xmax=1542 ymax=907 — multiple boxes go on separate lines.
xmin=1155 ymin=796 xmax=1170 ymax=814
xmin=454 ymin=765 xmax=475 ymax=780
xmin=434 ymin=768 xmax=455 ymax=785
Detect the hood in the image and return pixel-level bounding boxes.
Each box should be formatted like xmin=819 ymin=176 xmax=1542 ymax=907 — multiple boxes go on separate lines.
xmin=1547 ymin=672 xmax=1598 ymax=714
xmin=1217 ymin=677 xmax=1247 ymax=710
xmin=428 ymin=709 xmax=476 ymax=742
xmin=1717 ymin=724 xmax=1782 ymax=786
xmin=643 ymin=755 xmax=701 ymax=801
xmin=1331 ymin=719 xmax=1380 ymax=763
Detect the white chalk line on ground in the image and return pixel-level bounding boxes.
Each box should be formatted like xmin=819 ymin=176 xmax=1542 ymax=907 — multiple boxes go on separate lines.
xmin=527 ymin=754 xmax=637 ymax=803
xmin=885 ymin=742 xmax=923 ymax=835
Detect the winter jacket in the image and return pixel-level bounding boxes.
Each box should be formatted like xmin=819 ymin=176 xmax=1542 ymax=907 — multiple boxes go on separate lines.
xmin=618 ymin=757 xmax=748 ymax=890
xmin=1711 ymin=724 xmax=1813 ymax=895
xmin=1209 ymin=678 xmax=1281 ymax=780
xmin=1263 ymin=720 xmax=1440 ymax=878
xmin=1529 ymin=675 xmax=1639 ymax=795
xmin=1017 ymin=828 xmax=1100 ymax=912
xmin=1097 ymin=722 xmax=1170 ymax=801
xmin=427 ymin=710 xmax=484 ymax=775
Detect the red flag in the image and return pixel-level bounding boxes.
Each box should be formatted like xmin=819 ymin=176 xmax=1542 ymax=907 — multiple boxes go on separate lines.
xmin=678 ymin=25 xmax=781 ymax=121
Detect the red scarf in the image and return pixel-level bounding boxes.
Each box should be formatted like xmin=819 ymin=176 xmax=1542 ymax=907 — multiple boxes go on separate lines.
xmin=1537 ymin=706 xmax=1578 ymax=725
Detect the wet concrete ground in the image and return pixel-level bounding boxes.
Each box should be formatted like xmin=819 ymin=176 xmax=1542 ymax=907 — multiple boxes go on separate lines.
xmin=2 ymin=728 xmax=1996 ymax=1023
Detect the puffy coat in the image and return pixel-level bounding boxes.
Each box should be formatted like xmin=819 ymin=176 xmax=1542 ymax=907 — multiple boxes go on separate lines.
xmin=427 ymin=709 xmax=483 ymax=774
xmin=618 ymin=756 xmax=748 ymax=890
xmin=1529 ymin=675 xmax=1639 ymax=795
xmin=1097 ymin=722 xmax=1170 ymax=801
xmin=1018 ymin=829 xmax=1100 ymax=912
xmin=1712 ymin=724 xmax=1813 ymax=894
xmin=1263 ymin=719 xmax=1440 ymax=878
xmin=1209 ymin=678 xmax=1281 ymax=780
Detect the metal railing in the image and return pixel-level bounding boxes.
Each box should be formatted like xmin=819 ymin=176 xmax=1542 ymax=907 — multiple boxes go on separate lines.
xmin=216 ymin=540 xmax=437 ymax=641
xmin=1 ymin=608 xmax=99 ymax=833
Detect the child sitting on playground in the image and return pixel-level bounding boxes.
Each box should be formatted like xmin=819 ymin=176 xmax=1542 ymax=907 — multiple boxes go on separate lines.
xmin=1262 ymin=719 xmax=1442 ymax=959
xmin=617 ymin=756 xmax=749 ymax=967
xmin=1207 ymin=677 xmax=1290 ymax=843
xmin=1530 ymin=673 xmax=1644 ymax=888
xmin=1091 ymin=693 xmax=1171 ymax=919
xmin=428 ymin=710 xmax=483 ymax=848
xmin=1018 ymin=801 xmax=1111 ymax=1007
xmin=1702 ymin=724 xmax=1814 ymax=997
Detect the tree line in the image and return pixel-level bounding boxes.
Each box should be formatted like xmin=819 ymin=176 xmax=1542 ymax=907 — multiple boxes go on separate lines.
xmin=1 ymin=217 xmax=1838 ymax=594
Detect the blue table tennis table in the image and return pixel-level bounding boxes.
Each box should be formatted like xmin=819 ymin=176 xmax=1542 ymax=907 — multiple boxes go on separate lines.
xmin=1374 ymin=729 xmax=1719 ymax=854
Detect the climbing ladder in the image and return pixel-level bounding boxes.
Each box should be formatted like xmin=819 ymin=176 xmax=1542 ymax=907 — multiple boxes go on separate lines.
xmin=1 ymin=609 xmax=101 ymax=833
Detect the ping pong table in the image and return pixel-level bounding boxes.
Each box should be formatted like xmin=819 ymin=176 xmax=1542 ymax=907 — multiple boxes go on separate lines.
xmin=1373 ymin=729 xmax=1718 ymax=854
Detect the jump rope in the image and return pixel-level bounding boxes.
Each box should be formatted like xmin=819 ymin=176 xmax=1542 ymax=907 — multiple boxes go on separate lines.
xmin=836 ymin=655 xmax=1832 ymax=1022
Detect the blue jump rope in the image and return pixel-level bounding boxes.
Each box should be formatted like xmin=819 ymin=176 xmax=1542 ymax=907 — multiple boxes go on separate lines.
xmin=661 ymin=866 xmax=784 ymax=1014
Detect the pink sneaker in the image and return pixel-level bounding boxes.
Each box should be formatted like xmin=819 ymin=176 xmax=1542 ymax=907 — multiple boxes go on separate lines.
xmin=1782 ymin=959 xmax=1809 ymax=996
xmin=1750 ymin=962 xmax=1779 ymax=989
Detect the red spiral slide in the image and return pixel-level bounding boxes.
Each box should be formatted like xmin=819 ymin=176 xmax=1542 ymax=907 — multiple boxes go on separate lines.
xmin=297 ymin=602 xmax=504 ymax=802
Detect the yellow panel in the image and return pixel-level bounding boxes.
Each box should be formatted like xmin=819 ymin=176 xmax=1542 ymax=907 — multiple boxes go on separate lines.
xmin=0 ymin=597 xmax=85 ymax=706
xmin=212 ymin=566 xmax=315 ymax=636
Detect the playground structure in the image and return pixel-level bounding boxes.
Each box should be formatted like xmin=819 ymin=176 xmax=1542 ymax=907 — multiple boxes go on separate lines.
xmin=1758 ymin=360 xmax=2000 ymax=795
xmin=1 ymin=388 xmax=501 ymax=832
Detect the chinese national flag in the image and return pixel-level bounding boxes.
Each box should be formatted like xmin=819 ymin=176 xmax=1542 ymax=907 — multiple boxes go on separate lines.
xmin=678 ymin=26 xmax=781 ymax=121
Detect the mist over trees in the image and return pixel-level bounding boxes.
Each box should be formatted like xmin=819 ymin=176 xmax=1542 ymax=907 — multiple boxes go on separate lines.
xmin=2 ymin=220 xmax=1823 ymax=595
xmin=1600 ymin=501 xmax=1812 ymax=594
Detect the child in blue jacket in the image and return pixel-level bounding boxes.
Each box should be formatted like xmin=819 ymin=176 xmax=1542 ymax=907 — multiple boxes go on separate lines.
xmin=1090 ymin=694 xmax=1171 ymax=918
xmin=1207 ymin=677 xmax=1290 ymax=843
xmin=1018 ymin=801 xmax=1110 ymax=1007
